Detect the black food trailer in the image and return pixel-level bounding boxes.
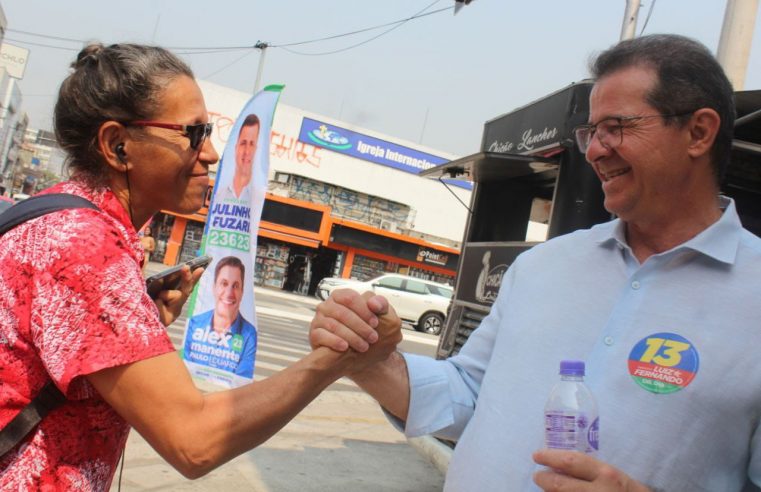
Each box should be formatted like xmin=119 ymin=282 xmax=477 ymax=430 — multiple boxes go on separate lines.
xmin=422 ymin=81 xmax=761 ymax=360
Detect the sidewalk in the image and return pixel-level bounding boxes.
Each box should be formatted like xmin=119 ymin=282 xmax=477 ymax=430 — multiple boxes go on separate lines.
xmin=114 ymin=262 xmax=449 ymax=491
xmin=111 ymin=391 xmax=445 ymax=491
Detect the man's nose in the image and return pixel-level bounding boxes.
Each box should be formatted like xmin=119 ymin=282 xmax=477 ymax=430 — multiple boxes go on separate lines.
xmin=584 ymin=133 xmax=612 ymax=163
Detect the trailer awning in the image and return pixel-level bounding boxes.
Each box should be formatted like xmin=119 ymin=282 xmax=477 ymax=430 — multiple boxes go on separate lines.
xmin=419 ymin=152 xmax=558 ymax=183
xmin=734 ymin=90 xmax=761 ymax=155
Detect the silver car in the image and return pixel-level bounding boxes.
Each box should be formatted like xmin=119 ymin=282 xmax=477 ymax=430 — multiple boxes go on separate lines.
xmin=316 ymin=273 xmax=453 ymax=335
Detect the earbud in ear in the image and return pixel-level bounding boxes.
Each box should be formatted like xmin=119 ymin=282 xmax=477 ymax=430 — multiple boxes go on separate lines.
xmin=115 ymin=143 xmax=127 ymax=163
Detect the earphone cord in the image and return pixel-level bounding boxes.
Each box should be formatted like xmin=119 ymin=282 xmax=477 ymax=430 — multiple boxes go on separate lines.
xmin=124 ymin=165 xmax=135 ymax=226
xmin=118 ymin=157 xmax=131 ymax=490
xmin=117 ymin=445 xmax=125 ymax=491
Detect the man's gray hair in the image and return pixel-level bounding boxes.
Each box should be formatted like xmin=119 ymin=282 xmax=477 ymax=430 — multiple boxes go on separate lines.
xmin=591 ymin=34 xmax=735 ymax=182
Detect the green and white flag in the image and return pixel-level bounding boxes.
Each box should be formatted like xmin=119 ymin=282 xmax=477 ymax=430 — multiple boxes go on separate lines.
xmin=182 ymin=85 xmax=284 ymax=388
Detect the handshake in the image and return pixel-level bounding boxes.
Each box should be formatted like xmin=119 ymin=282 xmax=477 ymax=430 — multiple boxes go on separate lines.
xmin=309 ymin=288 xmax=411 ymax=420
xmin=309 ymin=288 xmax=404 ymax=374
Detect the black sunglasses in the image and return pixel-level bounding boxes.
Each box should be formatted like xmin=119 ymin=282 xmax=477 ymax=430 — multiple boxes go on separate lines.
xmin=126 ymin=121 xmax=214 ymax=150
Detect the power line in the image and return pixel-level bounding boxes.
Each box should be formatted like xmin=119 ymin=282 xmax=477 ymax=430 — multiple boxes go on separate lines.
xmin=271 ymin=0 xmax=454 ymax=56
xmin=3 ymin=37 xmax=79 ymax=52
xmin=5 ymin=2 xmax=451 ymax=56
xmin=6 ymin=28 xmax=82 ymax=44
xmin=174 ymin=47 xmax=253 ymax=55
xmin=639 ymin=0 xmax=657 ymax=36
xmin=7 ymin=3 xmax=452 ymax=79
xmin=272 ymin=3 xmax=447 ymax=48
xmin=202 ymin=49 xmax=257 ymax=79
xmin=6 ymin=28 xmax=256 ymax=51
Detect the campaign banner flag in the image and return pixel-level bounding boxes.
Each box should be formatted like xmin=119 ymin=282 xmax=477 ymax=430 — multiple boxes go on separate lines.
xmin=181 ymin=84 xmax=284 ymax=388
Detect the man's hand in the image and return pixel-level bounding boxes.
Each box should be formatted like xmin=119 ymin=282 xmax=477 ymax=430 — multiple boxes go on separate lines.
xmin=311 ymin=288 xmax=384 ymax=352
xmin=153 ymin=266 xmax=204 ymax=326
xmin=533 ymin=449 xmax=651 ymax=492
xmin=310 ymin=289 xmax=403 ymax=373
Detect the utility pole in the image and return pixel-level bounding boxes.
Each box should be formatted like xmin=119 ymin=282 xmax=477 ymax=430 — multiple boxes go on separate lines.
xmin=253 ymin=41 xmax=268 ymax=95
xmin=620 ymin=0 xmax=641 ymax=41
xmin=717 ymin=0 xmax=759 ymax=90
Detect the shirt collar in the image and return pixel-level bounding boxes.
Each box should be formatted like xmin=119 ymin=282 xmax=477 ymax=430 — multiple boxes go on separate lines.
xmin=593 ymin=196 xmax=742 ymax=265
xmin=212 ymin=312 xmax=245 ymax=335
xmin=224 ymin=182 xmax=251 ymax=201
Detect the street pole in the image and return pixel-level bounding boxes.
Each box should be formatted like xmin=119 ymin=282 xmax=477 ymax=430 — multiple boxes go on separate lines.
xmin=620 ymin=0 xmax=641 ymax=41
xmin=717 ymin=0 xmax=759 ymax=90
xmin=253 ymin=41 xmax=268 ymax=95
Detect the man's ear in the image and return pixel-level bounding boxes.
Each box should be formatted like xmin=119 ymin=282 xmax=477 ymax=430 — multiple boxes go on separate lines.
xmin=686 ymin=108 xmax=721 ymax=160
xmin=98 ymin=121 xmax=131 ymax=172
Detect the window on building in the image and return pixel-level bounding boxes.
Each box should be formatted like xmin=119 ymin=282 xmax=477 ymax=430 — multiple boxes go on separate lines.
xmin=283 ymin=174 xmax=412 ymax=229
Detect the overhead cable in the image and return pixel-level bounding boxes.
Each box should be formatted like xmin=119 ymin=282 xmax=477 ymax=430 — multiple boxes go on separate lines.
xmin=6 ymin=2 xmax=451 ymax=55
xmin=272 ymin=3 xmax=447 ymax=48
xmin=639 ymin=0 xmax=657 ymax=36
xmin=276 ymin=2 xmax=449 ymax=56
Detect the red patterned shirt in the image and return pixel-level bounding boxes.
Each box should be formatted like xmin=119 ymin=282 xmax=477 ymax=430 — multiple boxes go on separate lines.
xmin=0 ymin=180 xmax=175 ymax=491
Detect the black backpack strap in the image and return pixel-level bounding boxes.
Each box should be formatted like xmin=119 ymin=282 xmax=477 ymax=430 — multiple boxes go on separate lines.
xmin=0 ymin=192 xmax=98 ymax=458
xmin=0 ymin=193 xmax=98 ymax=235
xmin=0 ymin=382 xmax=66 ymax=456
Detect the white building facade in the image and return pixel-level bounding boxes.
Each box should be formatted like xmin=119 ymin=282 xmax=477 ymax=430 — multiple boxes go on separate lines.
xmin=199 ymin=80 xmax=471 ymax=246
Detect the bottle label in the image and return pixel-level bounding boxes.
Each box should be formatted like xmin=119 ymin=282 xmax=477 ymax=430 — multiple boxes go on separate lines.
xmin=545 ymin=411 xmax=598 ymax=453
xmin=588 ymin=417 xmax=599 ymax=452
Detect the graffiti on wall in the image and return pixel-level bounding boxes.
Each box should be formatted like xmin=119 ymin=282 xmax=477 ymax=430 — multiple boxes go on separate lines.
xmin=207 ymin=110 xmax=322 ymax=170
xmin=208 ymin=111 xmax=235 ymax=144
xmin=270 ymin=131 xmax=322 ymax=168
xmin=204 ymin=108 xmax=409 ymax=229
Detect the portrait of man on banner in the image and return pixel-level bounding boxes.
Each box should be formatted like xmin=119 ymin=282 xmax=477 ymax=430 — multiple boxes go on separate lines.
xmin=181 ymin=85 xmax=283 ymax=388
xmin=184 ymin=256 xmax=257 ymax=378
xmin=216 ymin=114 xmax=260 ymax=204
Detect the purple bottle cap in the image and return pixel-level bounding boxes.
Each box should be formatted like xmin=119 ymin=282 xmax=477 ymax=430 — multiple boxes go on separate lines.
xmin=559 ymin=360 xmax=585 ymax=376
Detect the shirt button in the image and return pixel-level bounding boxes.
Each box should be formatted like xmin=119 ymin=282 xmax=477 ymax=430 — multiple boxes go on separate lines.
xmin=604 ymin=336 xmax=614 ymax=346
xmin=631 ymin=280 xmax=640 ymax=290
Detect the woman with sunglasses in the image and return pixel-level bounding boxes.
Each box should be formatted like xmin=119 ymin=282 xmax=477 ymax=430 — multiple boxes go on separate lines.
xmin=0 ymin=43 xmax=398 ymax=490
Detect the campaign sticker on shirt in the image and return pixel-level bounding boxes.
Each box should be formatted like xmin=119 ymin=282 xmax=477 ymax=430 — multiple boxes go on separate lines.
xmin=627 ymin=332 xmax=699 ymax=394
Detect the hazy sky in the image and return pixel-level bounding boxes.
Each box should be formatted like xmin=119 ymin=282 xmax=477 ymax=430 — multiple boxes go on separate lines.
xmin=3 ymin=0 xmax=760 ymax=156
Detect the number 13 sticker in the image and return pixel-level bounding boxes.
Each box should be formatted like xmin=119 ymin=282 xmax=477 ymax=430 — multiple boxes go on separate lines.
xmin=627 ymin=332 xmax=699 ymax=394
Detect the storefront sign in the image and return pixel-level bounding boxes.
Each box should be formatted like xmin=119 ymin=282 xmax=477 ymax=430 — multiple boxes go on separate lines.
xmin=483 ymin=82 xmax=592 ymax=155
xmin=417 ymin=247 xmax=449 ymax=266
xmin=0 ymin=43 xmax=29 ymax=79
xmin=298 ymin=117 xmax=470 ymax=189
xmin=331 ymin=224 xmax=459 ymax=271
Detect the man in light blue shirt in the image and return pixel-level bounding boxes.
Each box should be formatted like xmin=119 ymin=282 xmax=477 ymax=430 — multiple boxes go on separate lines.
xmin=310 ymin=34 xmax=761 ymax=491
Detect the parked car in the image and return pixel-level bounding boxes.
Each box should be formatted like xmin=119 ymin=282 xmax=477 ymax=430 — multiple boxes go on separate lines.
xmin=316 ymin=273 xmax=453 ymax=335
xmin=0 ymin=196 xmax=14 ymax=214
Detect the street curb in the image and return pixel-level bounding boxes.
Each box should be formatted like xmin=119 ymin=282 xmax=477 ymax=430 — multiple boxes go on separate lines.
xmin=407 ymin=435 xmax=452 ymax=476
xmin=254 ymin=285 xmax=321 ymax=305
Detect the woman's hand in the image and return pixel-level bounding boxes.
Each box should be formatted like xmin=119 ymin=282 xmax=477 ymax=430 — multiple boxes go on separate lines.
xmin=153 ymin=266 xmax=204 ymax=326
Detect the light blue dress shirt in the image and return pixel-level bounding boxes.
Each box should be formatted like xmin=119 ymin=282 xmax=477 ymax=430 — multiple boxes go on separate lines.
xmin=402 ymin=197 xmax=761 ymax=491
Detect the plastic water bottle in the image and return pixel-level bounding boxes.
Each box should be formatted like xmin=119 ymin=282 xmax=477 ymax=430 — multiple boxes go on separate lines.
xmin=544 ymin=360 xmax=599 ymax=455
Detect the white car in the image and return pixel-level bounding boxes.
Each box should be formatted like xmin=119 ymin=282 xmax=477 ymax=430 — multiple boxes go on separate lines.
xmin=316 ymin=273 xmax=453 ymax=335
